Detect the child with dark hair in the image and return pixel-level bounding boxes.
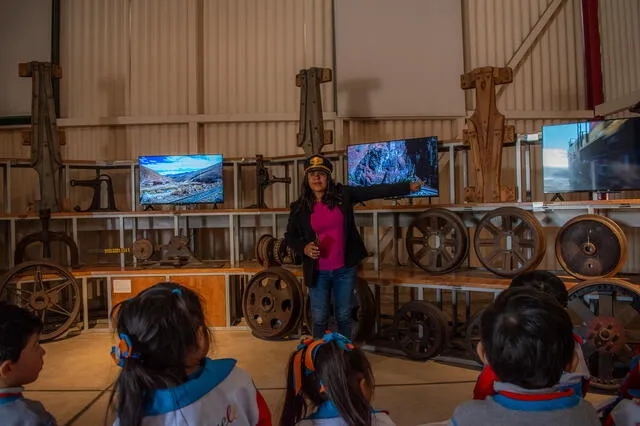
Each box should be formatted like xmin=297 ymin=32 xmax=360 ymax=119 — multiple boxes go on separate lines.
xmin=599 ymin=352 xmax=640 ymax=425
xmin=280 ymin=332 xmax=394 ymax=426
xmin=450 ymin=287 xmax=599 ymax=426
xmin=0 ymin=301 xmax=56 ymax=426
xmin=473 ymin=270 xmax=590 ymax=400
xmin=109 ymin=282 xmax=271 ymax=426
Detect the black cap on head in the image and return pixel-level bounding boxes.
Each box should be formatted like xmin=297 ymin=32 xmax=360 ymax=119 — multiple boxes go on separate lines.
xmin=304 ymin=155 xmax=333 ymax=175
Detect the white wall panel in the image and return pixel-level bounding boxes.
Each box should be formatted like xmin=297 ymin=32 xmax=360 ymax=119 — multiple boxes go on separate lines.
xmin=599 ymin=0 xmax=640 ymax=103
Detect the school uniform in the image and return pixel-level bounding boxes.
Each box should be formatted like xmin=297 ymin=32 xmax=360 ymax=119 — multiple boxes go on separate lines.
xmin=473 ymin=334 xmax=590 ymax=399
xmin=451 ymin=382 xmax=600 ymax=426
xmin=601 ymin=352 xmax=640 ymax=425
xmin=0 ymin=387 xmax=57 ymax=426
xmin=295 ymin=401 xmax=395 ymax=426
xmin=113 ymin=358 xmax=271 ymax=426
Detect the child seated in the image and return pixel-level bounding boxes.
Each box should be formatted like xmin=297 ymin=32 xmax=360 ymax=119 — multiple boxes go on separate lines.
xmin=0 ymin=301 xmax=57 ymax=426
xmin=451 ymin=287 xmax=600 ymax=426
xmin=473 ymin=270 xmax=590 ymax=400
xmin=601 ymin=351 xmax=640 ymax=425
xmin=109 ymin=282 xmax=271 ymax=426
xmin=280 ymin=331 xmax=394 ymax=426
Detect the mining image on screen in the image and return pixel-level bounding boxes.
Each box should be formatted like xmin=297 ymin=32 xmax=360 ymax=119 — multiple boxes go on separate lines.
xmin=542 ymin=118 xmax=640 ymax=193
xmin=139 ymin=155 xmax=224 ymax=204
xmin=347 ymin=136 xmax=439 ymax=197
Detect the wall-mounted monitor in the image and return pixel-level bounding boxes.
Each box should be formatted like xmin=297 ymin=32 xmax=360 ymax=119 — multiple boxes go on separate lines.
xmin=347 ymin=136 xmax=439 ymax=197
xmin=542 ymin=118 xmax=640 ymax=193
xmin=139 ymin=154 xmax=224 ymax=205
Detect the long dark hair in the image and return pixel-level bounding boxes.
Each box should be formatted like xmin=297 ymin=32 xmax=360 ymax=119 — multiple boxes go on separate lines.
xmin=280 ymin=341 xmax=374 ymax=426
xmin=295 ymin=173 xmax=344 ymax=213
xmin=107 ymin=282 xmax=210 ymax=426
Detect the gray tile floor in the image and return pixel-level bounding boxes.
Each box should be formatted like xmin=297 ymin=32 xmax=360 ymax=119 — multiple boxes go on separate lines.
xmin=25 ymin=330 xmax=610 ymax=426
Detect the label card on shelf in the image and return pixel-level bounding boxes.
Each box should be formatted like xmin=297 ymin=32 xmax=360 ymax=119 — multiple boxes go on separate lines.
xmin=113 ymin=279 xmax=132 ymax=294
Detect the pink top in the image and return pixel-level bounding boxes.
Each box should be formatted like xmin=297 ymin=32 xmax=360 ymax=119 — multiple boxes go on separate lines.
xmin=310 ymin=201 xmax=345 ymax=271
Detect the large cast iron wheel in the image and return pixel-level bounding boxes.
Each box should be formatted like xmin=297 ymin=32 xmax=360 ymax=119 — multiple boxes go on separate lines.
xmin=255 ymin=234 xmax=275 ymax=268
xmin=242 ymin=267 xmax=303 ymax=339
xmin=303 ymin=277 xmax=377 ymax=342
xmin=406 ymin=209 xmax=469 ymax=274
xmin=393 ymin=300 xmax=449 ymax=360
xmin=473 ymin=207 xmax=545 ymax=277
xmin=556 ymin=215 xmax=627 ymax=280
xmin=0 ymin=260 xmax=81 ymax=341
xmin=568 ymin=279 xmax=640 ymax=391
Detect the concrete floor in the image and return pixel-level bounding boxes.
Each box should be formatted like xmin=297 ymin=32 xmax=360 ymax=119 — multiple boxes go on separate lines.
xmin=26 ymin=330 xmax=610 ymax=426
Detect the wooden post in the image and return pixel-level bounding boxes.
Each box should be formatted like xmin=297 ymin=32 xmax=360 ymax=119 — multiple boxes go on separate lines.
xmin=461 ymin=66 xmax=516 ymax=203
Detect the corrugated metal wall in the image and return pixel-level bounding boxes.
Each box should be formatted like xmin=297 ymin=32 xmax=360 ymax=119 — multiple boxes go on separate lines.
xmin=0 ymin=0 xmax=594 ymax=212
xmin=599 ymin=0 xmax=640 ymax=103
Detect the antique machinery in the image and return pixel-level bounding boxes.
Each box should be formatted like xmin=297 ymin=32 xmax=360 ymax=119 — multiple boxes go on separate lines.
xmin=20 ymin=62 xmax=65 ymax=212
xmin=296 ymin=67 xmax=333 ymax=156
xmin=567 ymin=278 xmax=640 ymax=391
xmin=405 ymin=209 xmax=469 ymax=274
xmin=70 ymin=174 xmax=118 ymax=212
xmin=14 ymin=209 xmax=80 ymax=268
xmin=255 ymin=234 xmax=301 ymax=267
xmin=242 ymin=267 xmax=304 ymax=339
xmin=303 ymin=277 xmax=377 ymax=342
xmin=461 ymin=67 xmax=516 ymax=202
xmin=246 ymin=155 xmax=291 ymax=209
xmin=0 ymin=260 xmax=81 ymax=341
xmin=473 ymin=207 xmax=545 ymax=277
xmin=555 ymin=215 xmax=627 ymax=280
xmin=132 ymin=236 xmax=202 ymax=268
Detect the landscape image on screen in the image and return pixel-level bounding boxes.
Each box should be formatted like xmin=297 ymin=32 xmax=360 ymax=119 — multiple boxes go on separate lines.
xmin=347 ymin=136 xmax=439 ymax=197
xmin=542 ymin=118 xmax=640 ymax=193
xmin=139 ymin=155 xmax=223 ymax=204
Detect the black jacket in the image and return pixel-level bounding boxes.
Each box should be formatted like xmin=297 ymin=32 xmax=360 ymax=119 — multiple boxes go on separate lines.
xmin=285 ymin=182 xmax=411 ymax=287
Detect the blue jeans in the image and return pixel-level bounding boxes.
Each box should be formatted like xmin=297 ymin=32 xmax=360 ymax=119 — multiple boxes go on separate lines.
xmin=308 ymin=266 xmax=357 ymax=339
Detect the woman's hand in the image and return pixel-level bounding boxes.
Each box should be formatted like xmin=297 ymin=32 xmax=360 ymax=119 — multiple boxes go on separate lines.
xmin=409 ymin=181 xmax=423 ymax=193
xmin=304 ymin=242 xmax=320 ymax=259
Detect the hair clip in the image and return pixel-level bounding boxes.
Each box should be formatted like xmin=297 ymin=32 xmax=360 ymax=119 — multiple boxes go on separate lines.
xmin=110 ymin=333 xmax=141 ymax=367
xmin=292 ymin=331 xmax=354 ymax=395
xmin=171 ymin=288 xmax=183 ymax=296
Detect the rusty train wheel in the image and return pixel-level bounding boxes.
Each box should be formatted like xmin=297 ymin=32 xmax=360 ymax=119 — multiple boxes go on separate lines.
xmin=272 ymin=238 xmax=286 ymax=266
xmin=255 ymin=234 xmax=274 ymax=267
xmin=568 ymin=278 xmax=640 ymax=391
xmin=393 ymin=300 xmax=449 ymax=360
xmin=406 ymin=209 xmax=469 ymax=274
xmin=132 ymin=239 xmax=154 ymax=260
xmin=242 ymin=267 xmax=303 ymax=339
xmin=0 ymin=260 xmax=81 ymax=341
xmin=556 ymin=215 xmax=627 ymax=281
xmin=473 ymin=207 xmax=545 ymax=277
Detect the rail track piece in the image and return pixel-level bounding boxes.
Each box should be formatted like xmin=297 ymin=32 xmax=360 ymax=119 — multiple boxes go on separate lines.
xmin=568 ymin=278 xmax=640 ymax=391
xmin=556 ymin=214 xmax=627 ymax=280
xmin=473 ymin=207 xmax=545 ymax=277
xmin=0 ymin=260 xmax=80 ymax=341
xmin=242 ymin=267 xmax=303 ymax=339
xmin=393 ymin=300 xmax=449 ymax=360
xmin=406 ymin=208 xmax=469 ymax=274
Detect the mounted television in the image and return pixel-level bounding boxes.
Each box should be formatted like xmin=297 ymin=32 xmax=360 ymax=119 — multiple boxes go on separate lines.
xmin=139 ymin=155 xmax=224 ymax=205
xmin=542 ymin=118 xmax=640 ymax=193
xmin=347 ymin=136 xmax=439 ymax=197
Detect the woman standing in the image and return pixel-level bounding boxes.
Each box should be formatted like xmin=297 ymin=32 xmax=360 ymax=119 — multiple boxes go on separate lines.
xmin=285 ymin=154 xmax=421 ymax=339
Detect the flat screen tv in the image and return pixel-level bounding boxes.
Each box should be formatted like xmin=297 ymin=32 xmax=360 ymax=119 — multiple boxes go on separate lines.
xmin=139 ymin=155 xmax=224 ymax=205
xmin=347 ymin=136 xmax=439 ymax=197
xmin=542 ymin=118 xmax=640 ymax=193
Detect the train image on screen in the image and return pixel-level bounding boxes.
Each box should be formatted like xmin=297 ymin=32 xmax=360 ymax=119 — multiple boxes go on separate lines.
xmin=543 ymin=118 xmax=640 ymax=193
xmin=139 ymin=155 xmax=224 ymax=204
xmin=347 ymin=136 xmax=439 ymax=197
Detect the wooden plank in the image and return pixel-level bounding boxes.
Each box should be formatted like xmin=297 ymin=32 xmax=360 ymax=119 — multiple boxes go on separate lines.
xmin=169 ymin=275 xmax=227 ymax=327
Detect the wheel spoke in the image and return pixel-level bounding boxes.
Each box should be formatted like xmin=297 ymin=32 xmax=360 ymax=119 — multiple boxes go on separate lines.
xmin=615 ymin=304 xmax=638 ymax=327
xmin=47 ymin=303 xmax=72 ymax=317
xmin=568 ymin=298 xmax=596 ymax=324
xmin=518 ymin=238 xmax=535 ymax=248
xmin=45 ymin=280 xmax=72 ymax=297
xmin=512 ymin=221 xmax=528 ymax=236
xmin=414 ymin=245 xmax=428 ymax=260
xmin=478 ymin=239 xmax=495 ymax=247
xmin=598 ymin=293 xmax=614 ymax=317
xmin=502 ymin=215 xmax=513 ymax=231
xmin=512 ymin=248 xmax=528 ymax=265
xmin=407 ymin=237 xmax=424 ymax=245
xmin=441 ymin=249 xmax=453 ymax=264
xmin=483 ymin=221 xmax=501 ymax=236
